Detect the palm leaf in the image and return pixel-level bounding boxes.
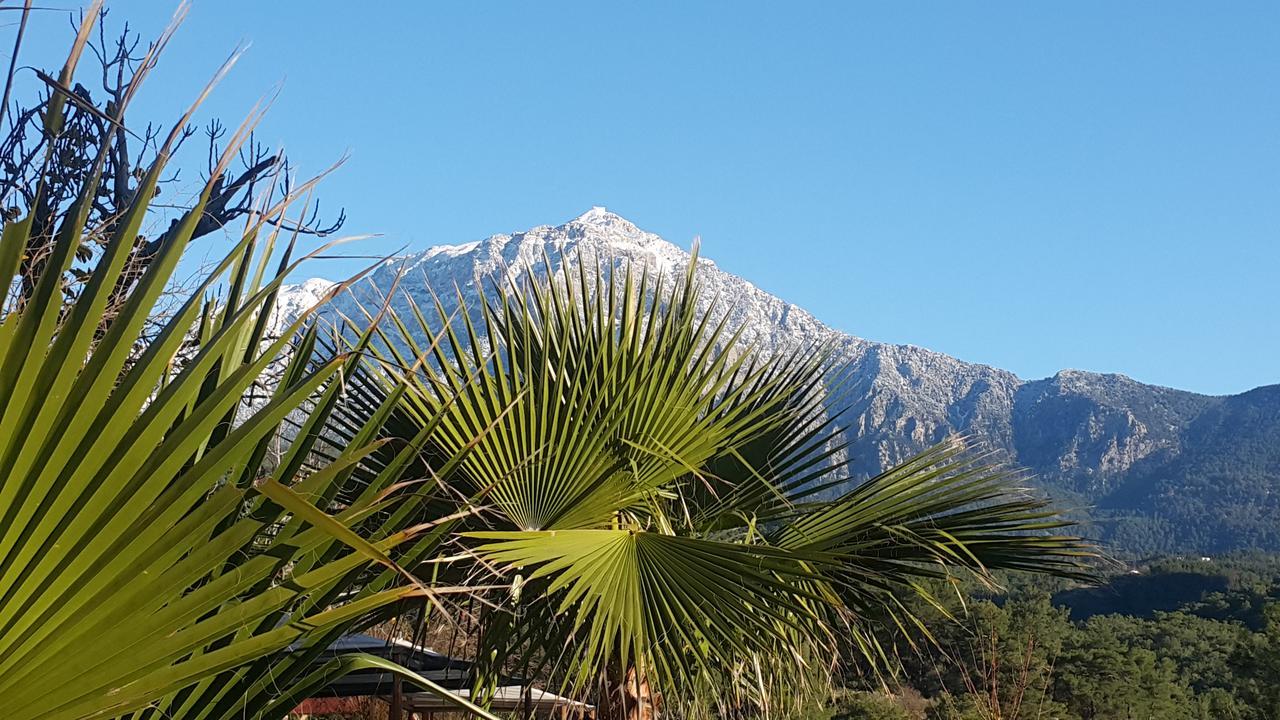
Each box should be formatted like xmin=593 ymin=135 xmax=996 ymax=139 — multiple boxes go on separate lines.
xmin=0 ymin=15 xmax=485 ymax=719
xmin=353 ymin=246 xmax=1095 ymax=717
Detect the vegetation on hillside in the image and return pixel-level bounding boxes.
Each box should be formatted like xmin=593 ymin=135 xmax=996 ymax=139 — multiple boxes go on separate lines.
xmin=822 ymin=554 xmax=1280 ymax=720
xmin=1098 ymin=385 xmax=1280 ymax=555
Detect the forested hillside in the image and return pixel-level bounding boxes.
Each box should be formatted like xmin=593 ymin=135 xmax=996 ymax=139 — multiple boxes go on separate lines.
xmin=827 ymin=554 xmax=1280 ymax=719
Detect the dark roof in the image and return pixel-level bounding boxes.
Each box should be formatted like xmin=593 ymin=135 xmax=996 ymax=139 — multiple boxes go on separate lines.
xmin=308 ymin=634 xmax=517 ymax=697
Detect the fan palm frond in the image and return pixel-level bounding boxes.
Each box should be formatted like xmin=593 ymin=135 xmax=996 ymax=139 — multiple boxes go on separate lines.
xmin=0 ymin=13 xmax=493 ymax=719
xmin=342 ymin=245 xmax=1095 ymax=716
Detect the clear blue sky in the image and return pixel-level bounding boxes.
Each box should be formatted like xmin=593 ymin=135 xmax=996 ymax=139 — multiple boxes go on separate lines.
xmin=23 ymin=1 xmax=1280 ymax=394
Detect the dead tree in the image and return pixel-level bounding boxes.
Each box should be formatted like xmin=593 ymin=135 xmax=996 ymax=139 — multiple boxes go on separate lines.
xmin=0 ymin=6 xmax=343 ymax=324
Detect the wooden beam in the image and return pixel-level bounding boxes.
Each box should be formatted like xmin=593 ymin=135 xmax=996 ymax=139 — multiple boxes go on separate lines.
xmin=390 ymin=676 xmax=403 ymax=720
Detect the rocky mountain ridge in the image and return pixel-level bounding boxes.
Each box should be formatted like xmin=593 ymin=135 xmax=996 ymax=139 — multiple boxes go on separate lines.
xmin=277 ymin=208 xmax=1280 ymax=554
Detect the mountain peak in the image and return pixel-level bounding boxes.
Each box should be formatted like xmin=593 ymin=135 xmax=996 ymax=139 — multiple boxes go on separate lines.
xmin=565 ymin=206 xmax=643 ymax=235
xmin=272 ymin=210 xmax=1280 ymax=553
xmin=572 ymin=206 xmax=615 ymax=224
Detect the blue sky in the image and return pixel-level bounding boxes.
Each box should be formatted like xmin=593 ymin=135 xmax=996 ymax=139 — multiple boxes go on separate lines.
xmin=23 ymin=2 xmax=1280 ymax=394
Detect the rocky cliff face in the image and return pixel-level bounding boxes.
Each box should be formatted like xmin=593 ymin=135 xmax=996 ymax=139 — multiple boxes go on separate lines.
xmin=1012 ymin=371 xmax=1213 ymax=496
xmin=277 ymin=208 xmax=1280 ymax=554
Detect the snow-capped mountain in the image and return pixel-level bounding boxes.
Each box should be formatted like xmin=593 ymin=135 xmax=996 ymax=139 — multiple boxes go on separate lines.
xmin=276 ymin=208 xmax=1280 ymax=555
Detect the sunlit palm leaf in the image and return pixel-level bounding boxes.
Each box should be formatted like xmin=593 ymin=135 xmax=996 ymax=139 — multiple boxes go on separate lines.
xmin=356 ymin=244 xmax=1094 ymax=717
xmin=0 ymin=14 xmax=487 ymax=719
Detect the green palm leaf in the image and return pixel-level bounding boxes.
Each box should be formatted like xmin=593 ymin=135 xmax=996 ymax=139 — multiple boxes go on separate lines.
xmin=0 ymin=13 xmax=485 ymax=719
xmin=352 ymin=245 xmax=1095 ymax=716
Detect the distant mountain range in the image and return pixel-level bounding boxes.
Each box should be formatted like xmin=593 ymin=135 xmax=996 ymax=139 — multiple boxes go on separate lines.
xmin=277 ymin=208 xmax=1280 ymax=555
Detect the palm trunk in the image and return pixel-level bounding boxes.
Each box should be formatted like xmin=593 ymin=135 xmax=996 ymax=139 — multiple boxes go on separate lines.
xmin=597 ymin=664 xmax=660 ymax=720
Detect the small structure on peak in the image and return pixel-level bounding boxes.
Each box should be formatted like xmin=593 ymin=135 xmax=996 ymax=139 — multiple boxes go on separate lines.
xmin=572 ymin=206 xmax=617 ymax=224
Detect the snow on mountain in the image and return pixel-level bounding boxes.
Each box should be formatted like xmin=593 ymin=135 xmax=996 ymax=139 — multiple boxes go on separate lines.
xmin=273 ymin=277 xmax=337 ymax=322
xmin=275 ymin=208 xmax=1280 ymax=553
xmin=273 ymin=208 xmax=1030 ymax=476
